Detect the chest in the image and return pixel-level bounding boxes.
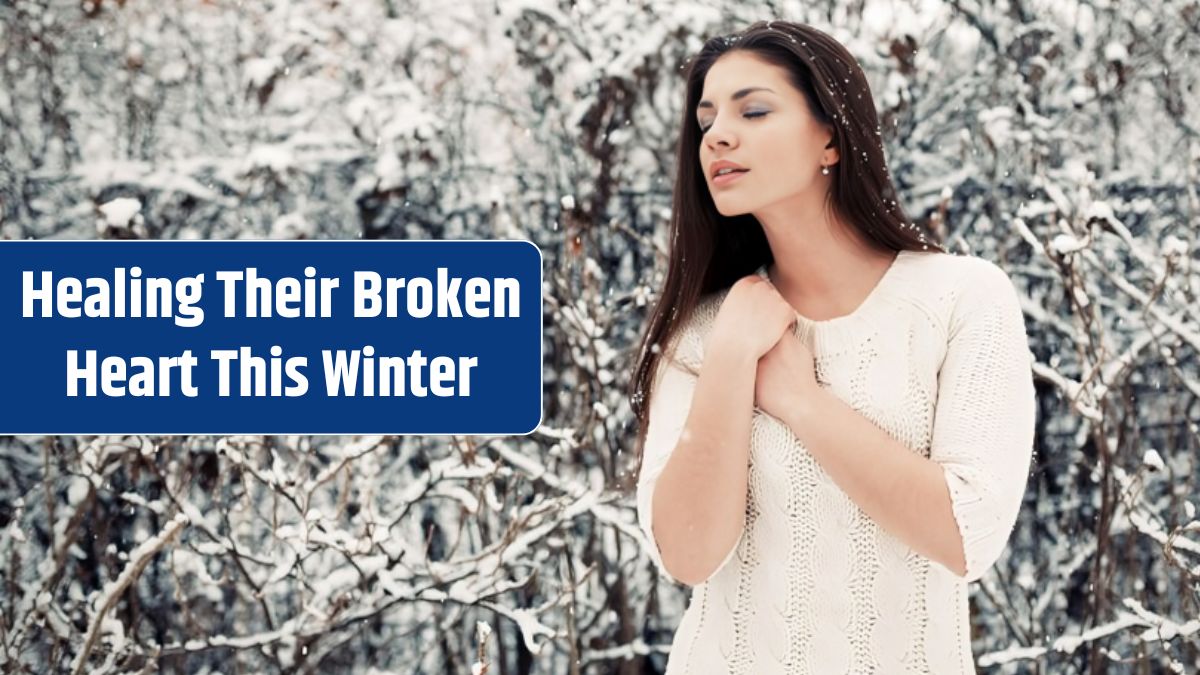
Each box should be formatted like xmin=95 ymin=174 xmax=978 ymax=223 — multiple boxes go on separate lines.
xmin=783 ymin=307 xmax=947 ymax=458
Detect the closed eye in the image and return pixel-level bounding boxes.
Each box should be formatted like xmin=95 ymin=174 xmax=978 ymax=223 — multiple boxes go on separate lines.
xmin=700 ymin=110 xmax=769 ymax=134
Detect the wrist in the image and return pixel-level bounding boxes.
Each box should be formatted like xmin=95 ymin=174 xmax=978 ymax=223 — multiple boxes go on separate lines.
xmin=783 ymin=385 xmax=827 ymax=438
xmin=703 ymin=332 xmax=758 ymax=368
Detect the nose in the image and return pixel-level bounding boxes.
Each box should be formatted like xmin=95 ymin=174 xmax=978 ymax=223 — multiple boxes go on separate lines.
xmin=703 ymin=116 xmax=737 ymax=151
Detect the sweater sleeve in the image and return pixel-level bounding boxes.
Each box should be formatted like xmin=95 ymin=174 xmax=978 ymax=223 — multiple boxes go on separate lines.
xmin=635 ymin=353 xmax=739 ymax=585
xmin=930 ymin=259 xmax=1037 ymax=583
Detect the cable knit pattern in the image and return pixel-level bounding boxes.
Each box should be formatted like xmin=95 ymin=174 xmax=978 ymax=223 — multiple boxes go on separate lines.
xmin=635 ymin=250 xmax=1037 ymax=674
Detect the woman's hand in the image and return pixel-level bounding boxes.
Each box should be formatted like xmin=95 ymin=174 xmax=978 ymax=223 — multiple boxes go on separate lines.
xmin=754 ymin=329 xmax=820 ymax=421
xmin=706 ymin=274 xmax=797 ymax=362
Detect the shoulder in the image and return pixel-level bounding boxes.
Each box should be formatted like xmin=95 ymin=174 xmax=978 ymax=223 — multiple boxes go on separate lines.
xmin=920 ymin=251 xmax=1025 ymax=340
xmin=944 ymin=252 xmax=1021 ymax=312
xmin=661 ymin=287 xmax=731 ymax=375
xmin=890 ymin=250 xmax=1024 ymax=339
xmin=896 ymin=249 xmax=1008 ymax=286
xmin=898 ymin=250 xmax=1019 ymax=306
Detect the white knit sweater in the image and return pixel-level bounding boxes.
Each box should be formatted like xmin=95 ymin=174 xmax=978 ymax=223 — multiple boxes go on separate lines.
xmin=636 ymin=250 xmax=1037 ymax=674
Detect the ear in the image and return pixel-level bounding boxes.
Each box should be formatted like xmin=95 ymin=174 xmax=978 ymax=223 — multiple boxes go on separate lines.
xmin=823 ymin=129 xmax=840 ymax=165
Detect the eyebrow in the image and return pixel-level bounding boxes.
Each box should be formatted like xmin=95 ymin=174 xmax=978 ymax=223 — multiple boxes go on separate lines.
xmin=696 ymin=87 xmax=775 ymax=112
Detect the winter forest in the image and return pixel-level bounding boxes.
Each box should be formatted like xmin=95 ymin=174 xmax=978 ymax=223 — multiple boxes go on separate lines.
xmin=1 ymin=0 xmax=1198 ymax=673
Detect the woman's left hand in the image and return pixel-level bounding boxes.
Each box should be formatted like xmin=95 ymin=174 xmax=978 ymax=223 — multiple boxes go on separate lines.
xmin=754 ymin=330 xmax=820 ymax=420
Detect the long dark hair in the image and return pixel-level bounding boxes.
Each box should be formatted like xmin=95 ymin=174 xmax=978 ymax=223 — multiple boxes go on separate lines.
xmin=629 ymin=20 xmax=945 ymax=474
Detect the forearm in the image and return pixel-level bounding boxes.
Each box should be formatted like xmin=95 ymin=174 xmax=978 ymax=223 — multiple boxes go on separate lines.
xmin=782 ymin=388 xmax=968 ymax=577
xmin=652 ymin=346 xmax=756 ymax=585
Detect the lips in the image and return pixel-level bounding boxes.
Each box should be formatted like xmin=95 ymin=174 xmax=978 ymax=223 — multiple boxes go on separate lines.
xmin=709 ymin=160 xmax=748 ymax=179
xmin=712 ymin=169 xmax=749 ymax=186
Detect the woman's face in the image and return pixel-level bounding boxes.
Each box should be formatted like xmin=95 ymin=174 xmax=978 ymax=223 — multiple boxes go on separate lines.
xmin=696 ymin=50 xmax=837 ymax=216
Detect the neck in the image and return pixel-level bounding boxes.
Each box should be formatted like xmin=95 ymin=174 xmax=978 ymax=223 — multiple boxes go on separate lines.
xmin=754 ymin=196 xmax=894 ymax=318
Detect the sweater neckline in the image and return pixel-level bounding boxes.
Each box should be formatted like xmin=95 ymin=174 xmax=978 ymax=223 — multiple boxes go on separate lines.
xmin=754 ymin=249 xmax=908 ymax=332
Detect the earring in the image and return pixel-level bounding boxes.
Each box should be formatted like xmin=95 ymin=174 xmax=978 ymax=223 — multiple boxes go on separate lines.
xmin=821 ymin=165 xmax=830 ymax=175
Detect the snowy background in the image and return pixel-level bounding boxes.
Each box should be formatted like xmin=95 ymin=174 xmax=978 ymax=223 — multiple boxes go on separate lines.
xmin=1 ymin=0 xmax=1198 ymax=672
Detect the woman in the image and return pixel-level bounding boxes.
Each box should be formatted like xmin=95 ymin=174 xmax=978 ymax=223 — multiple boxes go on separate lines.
xmin=630 ymin=20 xmax=1037 ymax=674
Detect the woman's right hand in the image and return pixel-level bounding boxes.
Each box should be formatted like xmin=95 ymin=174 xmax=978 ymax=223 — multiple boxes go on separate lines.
xmin=705 ymin=274 xmax=797 ymax=361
